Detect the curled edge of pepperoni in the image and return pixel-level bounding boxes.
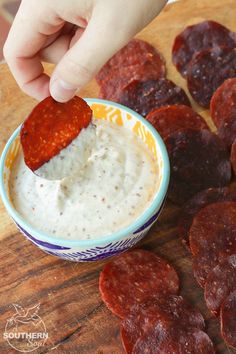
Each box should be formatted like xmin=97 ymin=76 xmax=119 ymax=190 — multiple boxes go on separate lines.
xmin=210 ymin=78 xmax=236 ymax=129
xmin=20 ymin=96 xmax=92 ymax=171
xmin=220 ymin=290 xmax=236 ymax=350
xmin=231 ymin=140 xmax=236 ymax=176
xmin=146 ymin=104 xmax=209 ymax=140
xmin=204 ymin=255 xmax=236 ymax=316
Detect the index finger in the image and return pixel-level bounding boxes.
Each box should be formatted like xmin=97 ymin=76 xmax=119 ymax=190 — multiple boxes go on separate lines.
xmin=3 ymin=0 xmax=64 ymax=100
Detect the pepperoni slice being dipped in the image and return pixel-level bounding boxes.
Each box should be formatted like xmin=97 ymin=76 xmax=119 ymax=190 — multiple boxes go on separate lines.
xmin=20 ymin=96 xmax=92 ymax=173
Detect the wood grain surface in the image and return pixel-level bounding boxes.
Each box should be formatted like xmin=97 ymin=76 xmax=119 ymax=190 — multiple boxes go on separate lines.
xmin=0 ymin=0 xmax=236 ymax=353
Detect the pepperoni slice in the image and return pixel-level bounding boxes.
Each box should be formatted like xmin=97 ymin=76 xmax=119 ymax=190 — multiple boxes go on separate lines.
xmin=146 ymin=105 xmax=209 ymax=140
xmin=99 ymin=75 xmax=128 ymax=102
xmin=210 ymin=78 xmax=236 ymax=148
xmin=210 ymin=78 xmax=236 ymax=129
xmin=193 ymin=251 xmax=221 ymax=288
xmin=20 ymin=96 xmax=92 ymax=171
xmin=178 ymin=187 xmax=236 ymax=247
xmin=221 ymin=290 xmax=236 ymax=350
xmin=99 ymin=249 xmax=179 ymax=319
xmin=231 ymin=140 xmax=236 ymax=176
xmin=218 ymin=115 xmax=236 ymax=148
xmin=99 ymin=60 xmax=166 ymax=103
xmin=172 ymin=20 xmax=236 ymax=78
xmin=96 ymin=39 xmax=166 ymax=86
xmin=121 ymin=295 xmax=204 ymax=354
xmin=191 ymin=202 xmax=236 ymax=287
xmin=165 ymin=129 xmax=231 ymax=204
xmin=133 ymin=327 xmax=214 ymax=354
xmin=187 ymin=47 xmax=236 ymax=108
xmin=205 ymin=255 xmax=236 ymax=316
xmin=189 ymin=201 xmax=236 ymax=256
xmin=116 ymin=79 xmax=190 ymax=117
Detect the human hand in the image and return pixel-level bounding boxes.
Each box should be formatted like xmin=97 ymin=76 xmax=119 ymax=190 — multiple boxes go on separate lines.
xmin=3 ymin=0 xmax=167 ymax=102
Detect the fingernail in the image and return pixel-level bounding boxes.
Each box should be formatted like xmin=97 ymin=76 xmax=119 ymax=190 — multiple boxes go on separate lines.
xmin=50 ymin=78 xmax=77 ymax=102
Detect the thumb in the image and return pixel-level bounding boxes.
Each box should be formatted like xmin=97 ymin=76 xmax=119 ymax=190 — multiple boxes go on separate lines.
xmin=50 ymin=12 xmax=131 ymax=102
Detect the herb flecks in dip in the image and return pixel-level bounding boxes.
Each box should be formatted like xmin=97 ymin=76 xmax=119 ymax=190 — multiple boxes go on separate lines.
xmin=35 ymin=124 xmax=97 ymax=180
xmin=10 ymin=120 xmax=159 ymax=240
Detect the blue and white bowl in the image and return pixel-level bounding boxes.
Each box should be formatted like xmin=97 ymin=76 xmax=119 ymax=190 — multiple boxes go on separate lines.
xmin=0 ymin=99 xmax=170 ymax=262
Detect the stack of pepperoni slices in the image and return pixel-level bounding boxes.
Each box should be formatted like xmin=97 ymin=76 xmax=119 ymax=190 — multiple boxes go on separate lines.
xmin=99 ymin=249 xmax=214 ymax=353
xmin=96 ymin=18 xmax=236 ymax=352
xmin=96 ymin=39 xmax=191 ymax=117
xmin=178 ymin=193 xmax=236 ymax=351
xmin=172 ymin=21 xmax=236 ymax=108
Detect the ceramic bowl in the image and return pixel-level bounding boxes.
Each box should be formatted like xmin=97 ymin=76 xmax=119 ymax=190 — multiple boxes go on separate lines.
xmin=0 ymin=99 xmax=170 ymax=262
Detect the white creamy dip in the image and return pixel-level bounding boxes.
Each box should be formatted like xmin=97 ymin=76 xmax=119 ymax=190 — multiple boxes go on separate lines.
xmin=10 ymin=119 xmax=160 ymax=240
xmin=35 ymin=123 xmax=97 ymax=180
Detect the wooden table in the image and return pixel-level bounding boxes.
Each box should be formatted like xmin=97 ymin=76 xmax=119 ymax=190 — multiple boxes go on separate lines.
xmin=0 ymin=0 xmax=236 ymax=352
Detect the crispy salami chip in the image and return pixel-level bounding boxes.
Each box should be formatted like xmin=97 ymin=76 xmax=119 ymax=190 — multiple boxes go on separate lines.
xmin=133 ymin=326 xmax=214 ymax=354
xmin=146 ymin=105 xmax=209 ymax=140
xmin=20 ymin=96 xmax=92 ymax=171
xmin=178 ymin=187 xmax=236 ymax=247
xmin=187 ymin=47 xmax=236 ymax=108
xmin=221 ymin=290 xmax=236 ymax=350
xmin=96 ymin=39 xmax=165 ymax=86
xmin=189 ymin=201 xmax=236 ymax=256
xmin=193 ymin=252 xmax=221 ymax=288
xmin=99 ymin=75 xmax=128 ymax=102
xmin=205 ymin=255 xmax=236 ymax=315
xmin=231 ymin=140 xmax=236 ymax=176
xmin=165 ymin=129 xmax=231 ymax=204
xmin=117 ymin=79 xmax=190 ymax=117
xmin=121 ymin=295 xmax=204 ymax=354
xmin=99 ymin=61 xmax=166 ymax=102
xmin=218 ymin=116 xmax=236 ymax=148
xmin=172 ymin=20 xmax=236 ymax=78
xmin=210 ymin=78 xmax=236 ymax=128
xmin=99 ymin=249 xmax=179 ymax=319
xmin=191 ymin=202 xmax=236 ymax=287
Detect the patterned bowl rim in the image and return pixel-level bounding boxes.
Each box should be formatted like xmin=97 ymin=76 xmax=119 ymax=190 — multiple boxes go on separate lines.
xmin=0 ymin=98 xmax=170 ymax=247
